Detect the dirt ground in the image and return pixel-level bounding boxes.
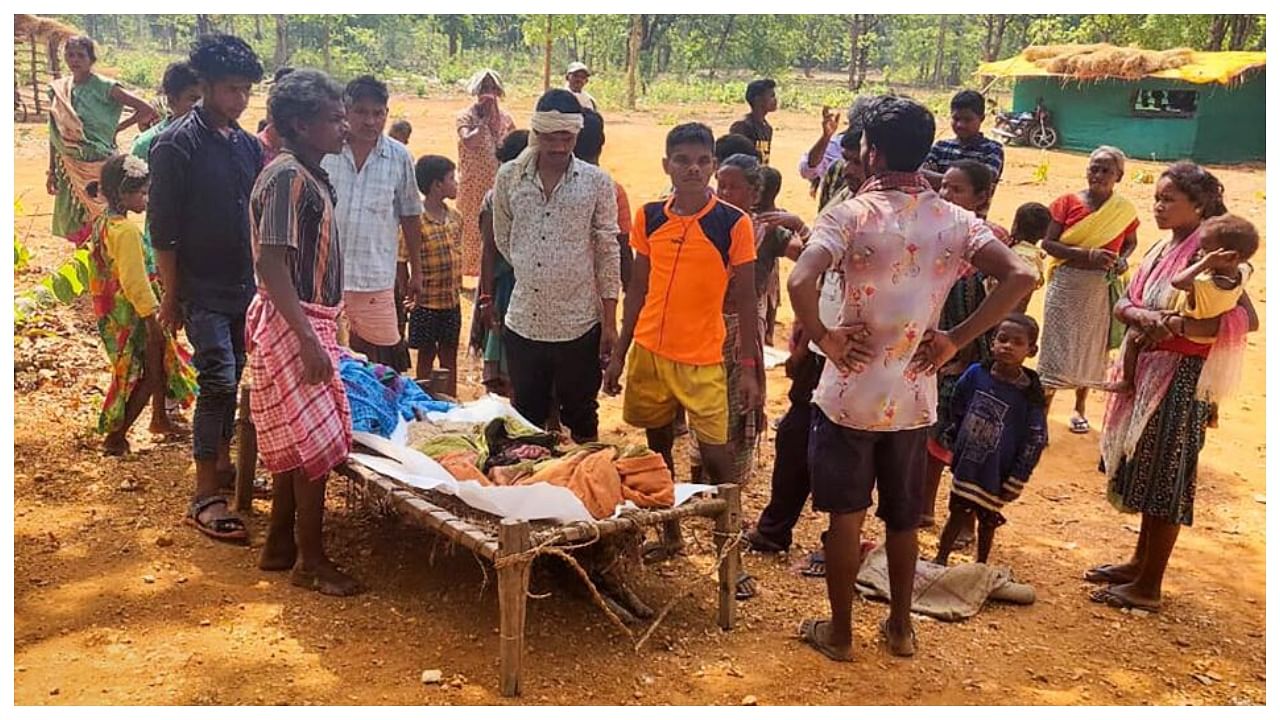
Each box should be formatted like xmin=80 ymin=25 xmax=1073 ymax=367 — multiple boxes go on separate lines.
xmin=12 ymin=92 xmax=1267 ymax=706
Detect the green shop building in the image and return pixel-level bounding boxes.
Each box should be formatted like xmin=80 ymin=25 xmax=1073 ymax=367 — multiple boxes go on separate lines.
xmin=979 ymin=48 xmax=1265 ymax=164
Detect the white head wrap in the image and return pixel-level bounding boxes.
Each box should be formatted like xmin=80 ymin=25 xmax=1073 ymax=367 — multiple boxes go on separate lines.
xmin=465 ymin=68 xmax=504 ymax=97
xmin=514 ymin=110 xmax=586 ymax=172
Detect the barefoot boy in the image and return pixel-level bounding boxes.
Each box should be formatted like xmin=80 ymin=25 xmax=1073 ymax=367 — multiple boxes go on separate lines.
xmin=249 ymin=69 xmax=359 ymax=596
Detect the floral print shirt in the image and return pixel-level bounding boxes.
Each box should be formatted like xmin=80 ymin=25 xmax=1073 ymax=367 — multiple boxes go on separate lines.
xmin=809 ymin=176 xmax=996 ymax=431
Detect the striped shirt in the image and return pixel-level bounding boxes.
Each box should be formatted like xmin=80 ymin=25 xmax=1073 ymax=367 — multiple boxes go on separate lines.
xmin=923 ymin=135 xmax=1005 ymax=182
xmin=250 ymin=151 xmax=344 ymax=307
xmin=321 ymin=135 xmax=423 ymax=292
xmin=418 ymin=205 xmax=463 ymax=310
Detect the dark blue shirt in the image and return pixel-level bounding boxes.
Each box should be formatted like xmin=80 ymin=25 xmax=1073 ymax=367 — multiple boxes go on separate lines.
xmin=943 ymin=362 xmax=1048 ymax=510
xmin=148 ymin=105 xmax=263 ymax=315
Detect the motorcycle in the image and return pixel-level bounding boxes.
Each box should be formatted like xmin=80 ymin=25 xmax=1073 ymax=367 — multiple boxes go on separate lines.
xmin=992 ymin=98 xmax=1058 ymax=150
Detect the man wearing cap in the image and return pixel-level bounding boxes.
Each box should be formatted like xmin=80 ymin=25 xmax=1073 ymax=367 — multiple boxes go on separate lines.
xmin=565 ymin=62 xmax=598 ymax=112
xmin=730 ymin=78 xmax=777 ymax=165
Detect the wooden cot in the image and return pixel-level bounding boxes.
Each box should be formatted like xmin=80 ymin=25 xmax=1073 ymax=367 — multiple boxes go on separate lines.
xmin=233 ymin=385 xmax=742 ymax=697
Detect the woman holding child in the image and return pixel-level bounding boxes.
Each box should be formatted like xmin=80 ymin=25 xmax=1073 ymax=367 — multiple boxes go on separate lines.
xmin=1037 ymin=146 xmax=1139 ymax=433
xmin=1090 ymin=162 xmax=1258 ymax=612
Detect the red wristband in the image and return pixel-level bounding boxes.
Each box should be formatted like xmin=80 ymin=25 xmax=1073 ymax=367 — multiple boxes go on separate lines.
xmin=740 ymin=357 xmax=758 ymax=369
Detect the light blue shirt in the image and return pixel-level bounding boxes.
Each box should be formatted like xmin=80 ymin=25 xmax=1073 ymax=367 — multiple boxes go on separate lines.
xmin=321 ymin=135 xmax=424 ymax=292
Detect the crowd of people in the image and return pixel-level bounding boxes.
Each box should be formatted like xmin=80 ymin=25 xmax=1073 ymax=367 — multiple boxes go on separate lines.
xmin=51 ymin=31 xmax=1260 ymax=659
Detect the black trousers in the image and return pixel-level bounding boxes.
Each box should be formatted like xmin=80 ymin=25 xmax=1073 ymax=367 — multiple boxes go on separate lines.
xmin=505 ymin=324 xmax=602 ymax=441
xmin=753 ymin=352 xmax=825 ymax=549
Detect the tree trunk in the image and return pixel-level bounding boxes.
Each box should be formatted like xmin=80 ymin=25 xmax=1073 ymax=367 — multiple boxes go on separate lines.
xmin=322 ymin=21 xmax=332 ymax=73
xmin=626 ymin=14 xmax=642 ymax=110
xmin=932 ymin=16 xmax=948 ymax=86
xmin=196 ymin=14 xmax=213 ymax=37
xmin=274 ymin=15 xmax=289 ymax=68
xmin=847 ymin=15 xmax=861 ymax=90
xmin=254 ymin=15 xmax=263 ymax=41
xmin=992 ymin=16 xmax=1007 ymax=61
xmin=543 ymin=16 xmax=553 ymax=91
xmin=709 ymin=15 xmax=736 ymax=79
xmin=1228 ymin=15 xmax=1255 ymax=51
xmin=1208 ymin=15 xmax=1228 ymax=51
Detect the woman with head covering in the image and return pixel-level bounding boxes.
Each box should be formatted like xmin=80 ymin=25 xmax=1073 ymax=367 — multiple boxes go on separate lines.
xmin=1089 ymin=162 xmax=1257 ymax=612
xmin=456 ymin=69 xmax=516 ymax=276
xmin=1037 ymin=145 xmax=1140 ymax=434
xmin=47 ymin=35 xmax=160 ymax=244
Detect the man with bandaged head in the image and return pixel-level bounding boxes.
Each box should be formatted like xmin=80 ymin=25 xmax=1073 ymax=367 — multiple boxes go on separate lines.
xmin=492 ymin=89 xmax=621 ymax=442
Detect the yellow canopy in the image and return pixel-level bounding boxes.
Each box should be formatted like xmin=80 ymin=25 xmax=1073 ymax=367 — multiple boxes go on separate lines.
xmin=978 ymin=48 xmax=1265 ymax=85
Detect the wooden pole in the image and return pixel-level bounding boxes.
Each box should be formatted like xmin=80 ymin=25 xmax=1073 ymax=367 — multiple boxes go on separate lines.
xmin=30 ymin=34 xmax=41 ymax=116
xmin=497 ymin=518 xmax=532 ymax=696
xmin=234 ymin=384 xmax=258 ymax=513
xmin=714 ymin=483 xmax=741 ymax=630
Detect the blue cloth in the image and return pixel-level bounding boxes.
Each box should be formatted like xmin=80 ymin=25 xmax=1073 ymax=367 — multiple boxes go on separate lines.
xmin=340 ymin=356 xmax=453 ymax=437
xmin=943 ymin=362 xmax=1048 ymax=512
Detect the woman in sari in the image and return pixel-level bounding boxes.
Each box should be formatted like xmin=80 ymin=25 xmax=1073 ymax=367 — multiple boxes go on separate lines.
xmin=1038 ymin=146 xmax=1139 ymax=434
xmin=46 ymin=35 xmax=159 ymax=244
xmin=1088 ymin=162 xmax=1257 ymax=612
xmin=456 ymin=69 xmax=516 ymax=277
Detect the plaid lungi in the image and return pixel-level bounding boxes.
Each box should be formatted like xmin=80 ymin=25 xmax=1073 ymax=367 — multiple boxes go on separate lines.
xmin=246 ymin=292 xmax=352 ymax=481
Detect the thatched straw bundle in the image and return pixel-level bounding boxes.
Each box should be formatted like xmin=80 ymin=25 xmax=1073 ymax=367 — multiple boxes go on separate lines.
xmin=1024 ymin=44 xmax=1195 ymax=80
xmin=14 ymin=14 xmax=81 ymax=42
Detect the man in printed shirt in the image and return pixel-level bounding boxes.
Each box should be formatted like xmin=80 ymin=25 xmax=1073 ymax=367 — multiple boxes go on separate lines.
xmin=492 ymin=89 xmax=620 ymax=443
xmin=788 ymin=95 xmax=1034 ymax=662
xmin=321 ymin=75 xmax=425 ymax=369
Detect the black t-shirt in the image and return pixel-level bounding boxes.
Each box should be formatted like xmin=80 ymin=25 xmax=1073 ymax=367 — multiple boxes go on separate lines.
xmin=729 ymin=114 xmax=773 ymax=165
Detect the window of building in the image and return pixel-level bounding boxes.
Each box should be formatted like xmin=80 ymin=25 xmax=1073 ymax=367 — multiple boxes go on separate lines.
xmin=1132 ymin=89 xmax=1198 ymax=118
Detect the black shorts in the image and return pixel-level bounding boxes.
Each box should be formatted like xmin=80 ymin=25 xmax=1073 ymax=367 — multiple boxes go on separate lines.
xmin=807 ymin=407 xmax=927 ymax=532
xmin=408 ymin=306 xmax=461 ymax=349
xmin=948 ymin=492 xmax=1007 ymax=528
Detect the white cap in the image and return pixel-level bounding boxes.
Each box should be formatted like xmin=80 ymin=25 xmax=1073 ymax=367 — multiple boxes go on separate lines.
xmin=566 ymin=61 xmax=590 ymax=76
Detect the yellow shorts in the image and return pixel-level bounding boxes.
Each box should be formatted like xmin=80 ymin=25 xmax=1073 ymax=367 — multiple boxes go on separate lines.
xmin=623 ymin=344 xmax=728 ymax=446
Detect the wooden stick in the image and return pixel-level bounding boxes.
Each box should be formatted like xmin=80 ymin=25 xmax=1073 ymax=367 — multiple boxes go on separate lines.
xmin=233 ymin=384 xmax=257 ymax=513
xmin=633 ymin=596 xmax=679 ymax=653
xmin=497 ymin=518 xmax=532 ymax=697
xmin=713 ymin=483 xmax=741 ymax=631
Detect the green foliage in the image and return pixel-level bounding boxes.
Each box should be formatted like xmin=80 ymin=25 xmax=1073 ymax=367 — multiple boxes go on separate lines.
xmin=56 ymin=13 xmax=1267 ymax=100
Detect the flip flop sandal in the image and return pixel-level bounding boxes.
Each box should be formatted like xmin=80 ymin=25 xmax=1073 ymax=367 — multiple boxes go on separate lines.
xmin=743 ymin=529 xmax=787 ymax=554
xmin=184 ymin=495 xmax=249 ymax=544
xmin=1088 ymin=586 xmax=1160 ymax=613
xmin=103 ymin=438 xmax=131 ymax=456
xmin=735 ymin=572 xmax=758 ymax=601
xmin=798 ymin=618 xmax=853 ymax=662
xmin=800 ymin=551 xmax=826 ymax=578
xmin=1070 ymin=416 xmax=1091 ymax=434
xmin=1083 ymin=564 xmax=1134 ymax=584
xmin=879 ymin=618 xmax=917 ymax=657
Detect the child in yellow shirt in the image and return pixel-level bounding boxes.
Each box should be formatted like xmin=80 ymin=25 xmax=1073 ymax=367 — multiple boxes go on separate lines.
xmin=1108 ymin=213 xmax=1258 ymax=394
xmin=86 ymin=154 xmax=197 ymax=454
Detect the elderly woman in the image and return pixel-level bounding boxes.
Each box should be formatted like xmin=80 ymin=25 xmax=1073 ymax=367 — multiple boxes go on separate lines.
xmin=46 ymin=35 xmax=158 ymax=244
xmin=1037 ymin=146 xmax=1139 ymax=433
xmin=456 ymin=69 xmax=516 ymax=277
xmin=1088 ymin=162 xmax=1257 ymax=611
